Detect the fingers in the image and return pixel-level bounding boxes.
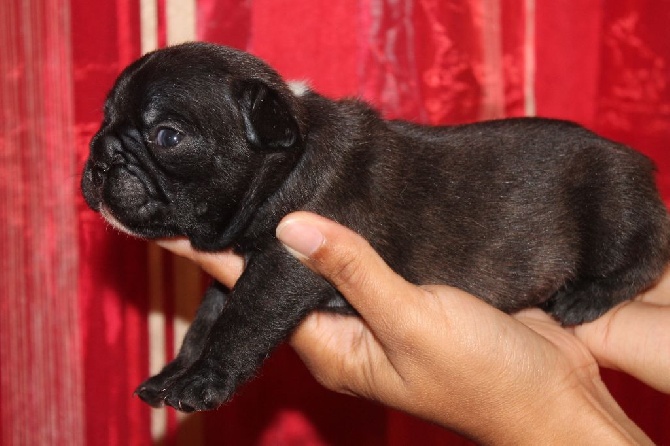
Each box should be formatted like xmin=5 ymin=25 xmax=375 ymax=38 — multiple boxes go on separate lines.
xmin=574 ymin=263 xmax=670 ymax=395
xmin=288 ymin=311 xmax=380 ymax=397
xmin=276 ymin=211 xmax=522 ymax=362
xmin=574 ymin=301 xmax=670 ymax=394
xmin=276 ymin=211 xmax=429 ymax=339
xmin=276 ymin=212 xmax=512 ymax=395
xmin=156 ymin=238 xmax=245 ymax=289
xmin=275 ymin=213 xmax=636 ymax=443
xmin=277 ymin=211 xmax=446 ymax=400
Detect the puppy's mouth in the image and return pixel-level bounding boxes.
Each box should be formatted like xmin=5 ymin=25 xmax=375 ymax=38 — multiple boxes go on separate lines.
xmin=100 ymin=205 xmax=141 ymax=237
xmin=82 ymin=157 xmax=174 ymax=238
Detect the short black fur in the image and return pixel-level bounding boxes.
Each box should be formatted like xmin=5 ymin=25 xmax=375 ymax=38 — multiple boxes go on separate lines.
xmin=81 ymin=42 xmax=670 ymax=412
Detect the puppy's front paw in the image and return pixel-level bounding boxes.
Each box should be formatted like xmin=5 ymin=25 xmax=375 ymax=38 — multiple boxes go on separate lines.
xmin=134 ymin=358 xmax=189 ymax=407
xmin=161 ymin=360 xmax=233 ymax=412
xmin=135 ymin=375 xmax=171 ymax=408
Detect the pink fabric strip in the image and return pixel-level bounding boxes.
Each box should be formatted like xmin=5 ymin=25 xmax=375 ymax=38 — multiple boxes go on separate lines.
xmin=0 ymin=0 xmax=84 ymax=444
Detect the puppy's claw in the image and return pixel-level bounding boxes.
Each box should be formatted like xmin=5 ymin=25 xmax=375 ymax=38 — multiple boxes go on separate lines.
xmin=162 ymin=384 xmax=224 ymax=413
xmin=171 ymin=399 xmax=196 ymax=413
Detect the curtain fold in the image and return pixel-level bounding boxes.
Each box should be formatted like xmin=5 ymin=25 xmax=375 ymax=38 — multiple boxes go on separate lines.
xmin=1 ymin=0 xmax=668 ymax=444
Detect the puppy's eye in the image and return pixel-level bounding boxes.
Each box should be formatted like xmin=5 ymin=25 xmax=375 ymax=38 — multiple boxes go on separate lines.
xmin=154 ymin=127 xmax=183 ymax=148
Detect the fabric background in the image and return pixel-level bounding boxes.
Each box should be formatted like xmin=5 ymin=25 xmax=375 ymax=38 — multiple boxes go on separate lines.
xmin=1 ymin=0 xmax=669 ymax=444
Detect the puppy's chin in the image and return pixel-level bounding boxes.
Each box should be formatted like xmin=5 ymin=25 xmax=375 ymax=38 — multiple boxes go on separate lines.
xmin=100 ymin=206 xmax=142 ymax=238
xmin=91 ymin=163 xmax=178 ymax=239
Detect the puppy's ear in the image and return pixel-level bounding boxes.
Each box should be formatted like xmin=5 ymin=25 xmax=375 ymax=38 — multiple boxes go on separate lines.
xmin=236 ymin=80 xmax=302 ymax=151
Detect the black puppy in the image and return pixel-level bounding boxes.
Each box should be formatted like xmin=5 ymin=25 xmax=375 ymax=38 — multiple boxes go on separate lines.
xmin=81 ymin=42 xmax=670 ymax=412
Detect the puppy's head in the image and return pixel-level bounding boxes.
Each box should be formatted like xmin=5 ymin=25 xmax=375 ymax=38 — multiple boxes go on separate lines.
xmin=81 ymin=42 xmax=306 ymax=250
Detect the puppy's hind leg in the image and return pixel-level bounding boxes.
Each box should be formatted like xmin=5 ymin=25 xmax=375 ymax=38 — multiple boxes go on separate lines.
xmin=545 ymin=156 xmax=670 ymax=326
xmin=542 ymin=275 xmax=637 ymax=326
xmin=543 ymin=229 xmax=670 ymax=326
xmin=135 ymin=281 xmax=228 ymax=407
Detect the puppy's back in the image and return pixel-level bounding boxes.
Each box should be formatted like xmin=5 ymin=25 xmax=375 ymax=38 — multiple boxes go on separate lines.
xmin=315 ymin=115 xmax=670 ymax=324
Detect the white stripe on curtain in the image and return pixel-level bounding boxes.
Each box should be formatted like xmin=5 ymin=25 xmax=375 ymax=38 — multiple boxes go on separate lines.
xmin=524 ymin=0 xmax=537 ymax=116
xmin=140 ymin=0 xmax=158 ymax=55
xmin=140 ymin=0 xmax=198 ymax=442
xmin=478 ymin=0 xmax=505 ymax=120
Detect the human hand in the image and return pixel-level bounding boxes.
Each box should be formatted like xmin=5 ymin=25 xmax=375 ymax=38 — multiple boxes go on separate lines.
xmin=157 ymin=212 xmax=660 ymax=444
xmin=274 ymin=212 xmax=653 ymax=444
xmin=155 ymin=238 xmax=244 ymax=290
xmin=574 ymin=267 xmax=670 ymax=394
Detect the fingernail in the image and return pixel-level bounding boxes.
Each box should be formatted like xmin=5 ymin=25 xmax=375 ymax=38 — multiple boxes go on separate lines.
xmin=276 ymin=218 xmax=324 ymax=258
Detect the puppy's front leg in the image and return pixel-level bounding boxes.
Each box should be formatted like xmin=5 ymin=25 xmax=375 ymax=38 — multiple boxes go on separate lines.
xmin=161 ymin=244 xmax=331 ymax=412
xmin=135 ymin=281 xmax=229 ymax=406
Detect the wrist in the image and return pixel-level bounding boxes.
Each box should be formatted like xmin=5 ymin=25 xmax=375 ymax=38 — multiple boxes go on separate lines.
xmin=475 ymin=379 xmax=650 ymax=446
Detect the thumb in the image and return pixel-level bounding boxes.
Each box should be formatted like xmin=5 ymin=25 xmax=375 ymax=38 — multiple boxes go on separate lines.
xmin=275 ymin=211 xmax=424 ymax=337
xmin=574 ymin=302 xmax=670 ymax=393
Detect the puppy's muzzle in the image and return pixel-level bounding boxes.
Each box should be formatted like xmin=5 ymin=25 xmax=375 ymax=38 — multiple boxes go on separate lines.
xmin=83 ymin=134 xmax=167 ymax=223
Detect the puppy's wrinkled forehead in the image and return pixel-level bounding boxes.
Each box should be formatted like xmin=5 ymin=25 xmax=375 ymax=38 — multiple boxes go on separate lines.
xmin=105 ymin=42 xmax=283 ymax=127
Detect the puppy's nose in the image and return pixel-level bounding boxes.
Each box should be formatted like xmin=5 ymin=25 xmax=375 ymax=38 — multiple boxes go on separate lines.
xmin=91 ymin=133 xmax=125 ymax=166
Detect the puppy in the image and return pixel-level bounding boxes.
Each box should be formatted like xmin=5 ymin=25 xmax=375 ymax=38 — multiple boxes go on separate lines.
xmin=81 ymin=42 xmax=670 ymax=412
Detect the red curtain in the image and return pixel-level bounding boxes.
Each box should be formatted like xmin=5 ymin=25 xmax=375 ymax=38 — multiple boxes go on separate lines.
xmin=1 ymin=0 xmax=669 ymax=444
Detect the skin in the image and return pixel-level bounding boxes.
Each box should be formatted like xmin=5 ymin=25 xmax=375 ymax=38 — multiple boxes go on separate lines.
xmin=157 ymin=211 xmax=670 ymax=445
